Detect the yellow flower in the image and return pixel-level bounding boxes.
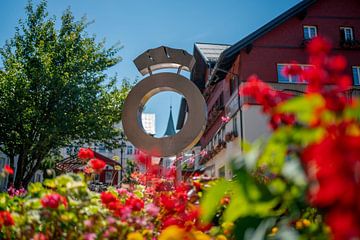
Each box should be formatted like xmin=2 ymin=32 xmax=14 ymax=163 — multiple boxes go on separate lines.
xmin=295 ymin=221 xmax=303 ymax=230
xmin=192 ymin=231 xmax=211 ymax=240
xmin=271 ymin=227 xmax=279 ymax=234
xmin=302 ymin=219 xmax=311 ymax=227
xmin=159 ymin=226 xmax=186 ymax=240
xmin=127 ymin=232 xmax=144 ymax=240
xmin=216 ymin=234 xmax=227 ymax=240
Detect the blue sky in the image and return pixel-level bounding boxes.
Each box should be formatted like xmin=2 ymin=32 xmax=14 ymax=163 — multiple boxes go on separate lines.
xmin=0 ymin=0 xmax=300 ymax=137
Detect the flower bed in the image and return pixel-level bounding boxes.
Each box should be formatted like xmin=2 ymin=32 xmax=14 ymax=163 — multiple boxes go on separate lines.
xmin=1 ymin=37 xmax=359 ymax=239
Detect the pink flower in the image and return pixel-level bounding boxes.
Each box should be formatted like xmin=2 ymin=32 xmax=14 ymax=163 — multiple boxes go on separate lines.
xmin=200 ymin=150 xmax=207 ymax=157
xmin=145 ymin=203 xmax=160 ymax=217
xmin=116 ymin=188 xmax=128 ymax=196
xmin=83 ymin=233 xmax=96 ymax=240
xmin=84 ymin=220 xmax=93 ymax=228
xmin=33 ymin=233 xmax=48 ymax=240
xmin=221 ymin=116 xmax=230 ymax=123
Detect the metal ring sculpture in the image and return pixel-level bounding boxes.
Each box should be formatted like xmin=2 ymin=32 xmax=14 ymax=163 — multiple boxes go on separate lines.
xmin=122 ymin=46 xmax=207 ymax=157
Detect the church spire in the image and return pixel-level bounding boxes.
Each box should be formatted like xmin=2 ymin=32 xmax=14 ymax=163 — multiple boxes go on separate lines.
xmin=163 ymin=105 xmax=176 ymax=137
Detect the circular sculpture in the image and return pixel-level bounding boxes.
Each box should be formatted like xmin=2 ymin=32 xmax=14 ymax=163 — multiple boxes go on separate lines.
xmin=122 ymin=72 xmax=207 ymax=157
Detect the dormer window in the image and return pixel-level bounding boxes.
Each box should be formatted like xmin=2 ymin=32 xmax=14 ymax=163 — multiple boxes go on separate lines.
xmin=340 ymin=27 xmax=354 ymax=42
xmin=303 ymin=25 xmax=317 ymax=40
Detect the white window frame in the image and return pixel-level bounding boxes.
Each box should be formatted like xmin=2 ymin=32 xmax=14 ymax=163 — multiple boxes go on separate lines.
xmin=126 ymin=145 xmax=133 ymax=155
xmin=303 ymin=25 xmax=317 ymax=40
xmin=353 ymin=66 xmax=360 ymax=86
xmin=341 ymin=27 xmax=354 ymax=41
xmin=277 ymin=63 xmax=313 ymax=83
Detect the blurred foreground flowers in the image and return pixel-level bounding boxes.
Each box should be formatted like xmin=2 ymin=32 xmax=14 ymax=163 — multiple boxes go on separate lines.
xmin=0 ymin=37 xmax=359 ymax=239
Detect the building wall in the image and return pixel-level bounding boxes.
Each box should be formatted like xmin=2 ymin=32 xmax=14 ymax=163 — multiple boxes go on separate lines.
xmin=242 ymin=106 xmax=271 ymax=143
xmin=238 ymin=0 xmax=360 ymax=83
xmin=199 ymin=0 xmax=360 ymax=179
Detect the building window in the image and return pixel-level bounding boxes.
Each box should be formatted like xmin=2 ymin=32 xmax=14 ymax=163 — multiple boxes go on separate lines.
xmin=340 ymin=27 xmax=354 ymax=42
xmin=218 ymin=166 xmax=225 ymax=178
xmin=233 ymin=116 xmax=238 ymax=134
xmin=98 ymin=144 xmax=106 ymax=153
xmin=277 ymin=64 xmax=312 ymax=83
xmin=303 ymin=25 xmax=317 ymax=40
xmin=105 ymin=171 xmax=113 ymax=183
xmin=353 ymin=66 xmax=360 ymax=86
xmin=126 ymin=145 xmax=133 ymax=155
xmin=94 ymin=174 xmax=100 ymax=182
xmin=229 ymin=76 xmax=237 ymax=95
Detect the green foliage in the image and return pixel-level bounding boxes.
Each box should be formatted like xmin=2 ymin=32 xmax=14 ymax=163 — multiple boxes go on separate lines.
xmin=0 ymin=0 xmax=131 ymax=186
xmin=200 ymin=112 xmax=329 ymax=239
xmin=0 ymin=174 xmax=105 ymax=239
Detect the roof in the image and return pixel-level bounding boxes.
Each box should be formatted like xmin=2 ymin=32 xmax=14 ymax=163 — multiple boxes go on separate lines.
xmin=56 ymin=151 xmax=121 ymax=172
xmin=163 ymin=106 xmax=176 ymax=137
xmin=209 ymin=0 xmax=317 ymax=84
xmin=194 ymin=43 xmax=231 ymax=63
xmin=176 ymin=98 xmax=187 ymax=130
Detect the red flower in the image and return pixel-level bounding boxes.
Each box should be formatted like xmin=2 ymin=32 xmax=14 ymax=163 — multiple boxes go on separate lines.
xmin=0 ymin=210 xmax=14 ymax=228
xmin=302 ymin=123 xmax=360 ymax=239
xmin=282 ymin=62 xmax=303 ymax=77
xmin=307 ymin=36 xmax=332 ymax=56
xmin=326 ymin=208 xmax=360 ymax=240
xmin=126 ymin=197 xmax=144 ymax=211
xmin=3 ymin=165 xmax=14 ymax=175
xmin=78 ymin=148 xmax=94 ymax=160
xmin=100 ymin=192 xmax=118 ymax=206
xmin=89 ymin=159 xmax=106 ymax=173
xmin=41 ymin=193 xmax=67 ymax=209
xmin=135 ymin=151 xmax=151 ymax=166
xmin=160 ymin=194 xmax=176 ymax=211
xmin=327 ymin=55 xmax=347 ymax=73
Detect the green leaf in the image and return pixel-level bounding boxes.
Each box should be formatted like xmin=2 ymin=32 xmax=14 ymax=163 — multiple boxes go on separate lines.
xmin=277 ymin=94 xmax=325 ymax=124
xmin=200 ymin=179 xmax=232 ymax=223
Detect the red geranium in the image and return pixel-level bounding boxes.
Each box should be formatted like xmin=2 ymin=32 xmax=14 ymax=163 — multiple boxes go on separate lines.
xmin=125 ymin=197 xmax=144 ymax=211
xmin=100 ymin=192 xmax=118 ymax=206
xmin=41 ymin=193 xmax=67 ymax=209
xmin=0 ymin=210 xmax=14 ymax=228
xmin=3 ymin=165 xmax=14 ymax=175
xmin=78 ymin=148 xmax=94 ymax=160
xmin=89 ymin=159 xmax=106 ymax=173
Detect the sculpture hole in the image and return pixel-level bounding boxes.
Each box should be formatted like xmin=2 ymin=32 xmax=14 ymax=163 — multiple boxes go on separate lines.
xmin=141 ymin=91 xmax=187 ymax=138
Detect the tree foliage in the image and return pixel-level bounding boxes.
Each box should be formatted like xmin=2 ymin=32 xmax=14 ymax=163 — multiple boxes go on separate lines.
xmin=0 ymin=0 xmax=130 ymax=187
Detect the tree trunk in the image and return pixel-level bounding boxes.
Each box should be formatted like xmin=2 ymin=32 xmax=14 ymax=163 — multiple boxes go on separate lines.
xmin=22 ymin=158 xmax=42 ymax=188
xmin=13 ymin=153 xmax=25 ymax=188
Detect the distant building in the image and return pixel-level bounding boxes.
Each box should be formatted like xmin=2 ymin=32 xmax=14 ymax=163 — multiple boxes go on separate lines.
xmin=141 ymin=113 xmax=156 ymax=136
xmin=159 ymin=106 xmax=177 ymax=176
xmin=163 ymin=106 xmax=176 ymax=137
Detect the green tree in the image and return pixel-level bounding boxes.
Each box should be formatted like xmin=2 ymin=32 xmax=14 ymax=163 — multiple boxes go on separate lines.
xmin=0 ymin=1 xmax=130 ymax=187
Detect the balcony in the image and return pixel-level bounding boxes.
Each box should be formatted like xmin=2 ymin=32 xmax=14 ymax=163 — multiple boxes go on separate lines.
xmin=340 ymin=40 xmax=360 ymax=49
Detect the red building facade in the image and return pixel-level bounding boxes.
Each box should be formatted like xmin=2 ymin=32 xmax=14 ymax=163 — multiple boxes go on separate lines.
xmin=180 ymin=0 xmax=360 ymax=178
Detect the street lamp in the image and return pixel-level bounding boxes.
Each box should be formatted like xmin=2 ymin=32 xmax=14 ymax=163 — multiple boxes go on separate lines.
xmin=119 ymin=132 xmax=127 ymax=186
